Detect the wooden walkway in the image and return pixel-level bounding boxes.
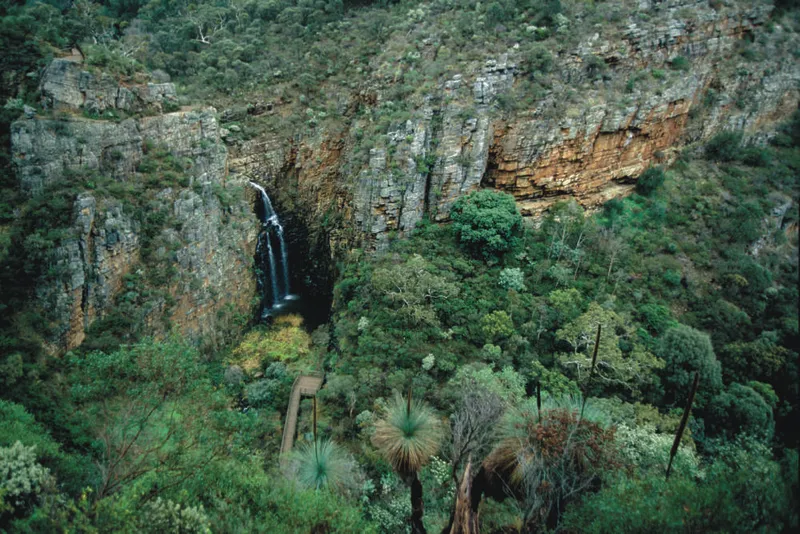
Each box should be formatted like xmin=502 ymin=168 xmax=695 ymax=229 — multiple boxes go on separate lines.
xmin=280 ymin=373 xmax=323 ymax=463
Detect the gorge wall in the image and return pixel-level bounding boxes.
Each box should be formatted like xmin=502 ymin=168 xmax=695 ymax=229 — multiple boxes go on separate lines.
xmin=11 ymin=59 xmax=258 ymax=352
xmin=9 ymin=0 xmax=799 ymax=352
xmin=225 ymin=0 xmax=798 ymax=250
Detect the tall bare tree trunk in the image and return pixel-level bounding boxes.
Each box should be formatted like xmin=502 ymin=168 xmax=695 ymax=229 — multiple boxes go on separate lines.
xmin=448 ymin=461 xmax=480 ymax=534
xmin=411 ymin=471 xmax=426 ymax=534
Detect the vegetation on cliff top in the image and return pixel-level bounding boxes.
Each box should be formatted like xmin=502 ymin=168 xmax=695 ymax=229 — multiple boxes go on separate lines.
xmin=0 ymin=0 xmax=799 ymax=532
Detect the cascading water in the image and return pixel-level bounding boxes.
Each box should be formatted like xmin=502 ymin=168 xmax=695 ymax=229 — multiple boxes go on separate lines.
xmin=249 ymin=181 xmax=297 ymax=318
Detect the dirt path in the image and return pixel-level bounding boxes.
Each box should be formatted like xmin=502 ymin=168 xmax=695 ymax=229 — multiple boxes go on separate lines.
xmin=280 ymin=374 xmax=323 ymax=462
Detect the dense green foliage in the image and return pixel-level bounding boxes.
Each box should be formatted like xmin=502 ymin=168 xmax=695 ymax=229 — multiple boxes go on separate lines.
xmin=451 ymin=190 xmax=524 ymax=260
xmin=658 ymin=325 xmax=722 ymax=408
xmin=326 ymin=136 xmax=799 ymax=530
xmin=635 ymin=166 xmax=666 ymax=196
xmin=0 ymin=0 xmax=798 ymax=531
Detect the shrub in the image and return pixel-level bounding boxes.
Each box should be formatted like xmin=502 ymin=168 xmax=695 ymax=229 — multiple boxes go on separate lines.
xmin=636 ymin=166 xmax=666 ymax=196
xmin=741 ymin=147 xmax=771 ymax=167
xmin=245 ymin=363 xmax=292 ymax=408
xmin=705 ymin=131 xmax=743 ymax=162
xmin=637 ymin=303 xmax=675 ymax=336
xmin=603 ymin=197 xmax=625 ymax=223
xmin=771 ymin=110 xmax=800 ymax=148
xmin=615 ymin=424 xmax=700 ymax=478
xmin=450 ymin=190 xmax=523 ymax=260
xmin=670 ymin=55 xmax=690 ymax=70
xmin=447 ymin=364 xmax=526 ymax=405
xmin=481 ymin=310 xmax=515 ymax=342
xmin=658 ymin=325 xmax=722 ymax=407
xmin=706 ymin=383 xmax=774 ymax=440
xmin=0 ymin=441 xmax=52 ymax=513
xmin=139 ymin=498 xmax=211 ymax=534
xmin=525 ymin=44 xmax=553 ymax=75
xmin=498 ymin=267 xmax=526 ymax=291
xmin=585 ymin=55 xmax=608 ymax=80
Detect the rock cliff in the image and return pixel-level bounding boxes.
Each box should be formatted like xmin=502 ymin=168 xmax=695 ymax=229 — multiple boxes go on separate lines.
xmin=11 ymin=60 xmax=257 ymax=351
xmin=225 ymin=0 xmax=798 ymax=249
xmin=9 ymin=1 xmax=800 ymax=351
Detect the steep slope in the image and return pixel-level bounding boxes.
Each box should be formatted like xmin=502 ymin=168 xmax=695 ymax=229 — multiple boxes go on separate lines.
xmin=9 ymin=60 xmax=258 ymax=352
xmin=224 ymin=0 xmax=798 ymax=250
xmin=6 ymin=1 xmax=799 ymax=353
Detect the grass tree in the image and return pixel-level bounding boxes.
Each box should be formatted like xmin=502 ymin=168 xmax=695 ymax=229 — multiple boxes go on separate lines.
xmin=287 ymin=397 xmax=358 ymax=493
xmin=483 ymin=398 xmax=618 ymax=531
xmin=288 ymin=439 xmax=357 ymax=492
xmin=372 ymin=392 xmax=444 ymax=534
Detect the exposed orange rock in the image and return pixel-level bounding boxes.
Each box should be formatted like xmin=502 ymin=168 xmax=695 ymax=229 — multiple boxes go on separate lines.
xmin=486 ymin=97 xmax=696 ymax=215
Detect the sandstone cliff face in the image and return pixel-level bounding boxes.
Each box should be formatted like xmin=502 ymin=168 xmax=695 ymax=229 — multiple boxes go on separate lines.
xmin=40 ymin=58 xmax=177 ymax=115
xmin=12 ymin=61 xmax=257 ymax=352
xmin=11 ymin=1 xmax=798 ymax=350
xmin=225 ymin=0 xmax=798 ymax=250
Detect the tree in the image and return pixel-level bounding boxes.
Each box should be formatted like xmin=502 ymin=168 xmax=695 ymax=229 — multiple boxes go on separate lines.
xmin=557 ymin=303 xmax=664 ymax=393
xmin=481 ymin=310 xmax=515 ymax=344
xmin=498 ymin=267 xmax=526 ymax=291
xmin=372 ymin=393 xmax=444 ymax=534
xmin=636 ymin=166 xmax=665 ymax=196
xmin=706 ymin=383 xmax=774 ymax=440
xmin=371 ymin=254 xmax=459 ymax=327
xmin=447 ymin=389 xmax=505 ymax=485
xmin=450 ymin=190 xmax=523 ymax=260
xmin=658 ymin=325 xmax=722 ymax=407
xmin=562 ymin=437 xmax=795 ymax=533
xmin=598 ymin=226 xmax=627 ymax=281
xmin=69 ymin=337 xmax=232 ymax=499
xmin=287 ymin=439 xmax=358 ymax=493
xmin=543 ymin=200 xmax=586 ymax=262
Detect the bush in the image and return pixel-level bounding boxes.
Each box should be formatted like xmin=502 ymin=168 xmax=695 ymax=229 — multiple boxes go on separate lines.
xmin=524 ymin=44 xmax=553 ymax=75
xmin=705 ymin=132 xmax=743 ymax=162
xmin=614 ymin=424 xmax=700 ymax=478
xmin=0 ymin=441 xmax=53 ymax=514
xmin=741 ymin=147 xmax=771 ymax=167
xmin=139 ymin=498 xmax=211 ymax=534
xmin=636 ymin=166 xmax=666 ymax=196
xmin=771 ymin=110 xmax=800 ymax=148
xmin=585 ymin=55 xmax=608 ymax=80
xmin=245 ymin=363 xmax=292 ymax=408
xmin=670 ymin=55 xmax=690 ymax=70
xmin=498 ymin=267 xmax=526 ymax=291
xmin=658 ymin=325 xmax=722 ymax=407
xmin=481 ymin=310 xmax=515 ymax=343
xmin=450 ymin=190 xmax=523 ymax=260
xmin=706 ymin=383 xmax=774 ymax=440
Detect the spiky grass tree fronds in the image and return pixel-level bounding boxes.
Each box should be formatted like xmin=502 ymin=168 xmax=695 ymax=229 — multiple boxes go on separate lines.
xmin=486 ymin=398 xmax=613 ymax=481
xmin=483 ymin=397 xmax=619 ymax=529
xmin=288 ymin=438 xmax=357 ymax=492
xmin=540 ymin=395 xmax=611 ymax=428
xmin=372 ymin=392 xmax=444 ymax=477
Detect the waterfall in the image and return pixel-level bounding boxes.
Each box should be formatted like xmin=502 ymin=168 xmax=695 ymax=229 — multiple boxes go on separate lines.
xmin=265 ymin=232 xmax=280 ymax=306
xmin=249 ymin=181 xmax=294 ymax=314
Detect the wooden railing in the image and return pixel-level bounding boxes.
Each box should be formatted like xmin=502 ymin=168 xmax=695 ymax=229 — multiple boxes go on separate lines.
xmin=279 ymin=372 xmax=324 ymax=464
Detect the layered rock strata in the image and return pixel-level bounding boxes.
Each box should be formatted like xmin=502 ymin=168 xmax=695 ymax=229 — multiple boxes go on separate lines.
xmin=11 ymin=64 xmax=257 ymax=351
xmin=227 ymin=0 xmax=798 ymax=249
